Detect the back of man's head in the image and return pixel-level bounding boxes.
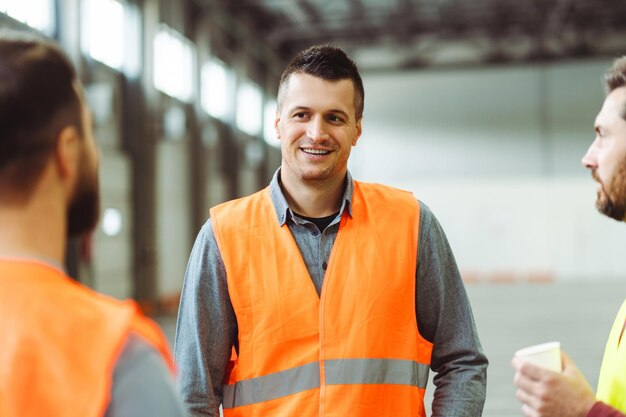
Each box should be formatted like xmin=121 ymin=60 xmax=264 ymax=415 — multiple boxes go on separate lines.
xmin=0 ymin=31 xmax=83 ymax=204
xmin=277 ymin=44 xmax=365 ymax=120
xmin=604 ymin=57 xmax=626 ymax=121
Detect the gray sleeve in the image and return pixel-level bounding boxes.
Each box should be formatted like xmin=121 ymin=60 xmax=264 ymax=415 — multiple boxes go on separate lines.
xmin=174 ymin=221 xmax=237 ymax=417
xmin=105 ymin=333 xmax=187 ymax=417
xmin=416 ymin=202 xmax=488 ymax=417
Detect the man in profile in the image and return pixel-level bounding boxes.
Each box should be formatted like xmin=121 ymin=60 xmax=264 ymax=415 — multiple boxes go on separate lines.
xmin=513 ymin=56 xmax=626 ymax=417
xmin=0 ymin=31 xmax=186 ymax=417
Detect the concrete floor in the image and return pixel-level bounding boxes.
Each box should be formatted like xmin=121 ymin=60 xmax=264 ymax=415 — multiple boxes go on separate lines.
xmin=460 ymin=281 xmax=625 ymax=417
xmin=158 ymin=280 xmax=626 ymax=417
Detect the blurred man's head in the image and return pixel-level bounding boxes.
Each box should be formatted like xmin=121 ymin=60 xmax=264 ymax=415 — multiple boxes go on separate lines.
xmin=0 ymin=31 xmax=100 ymax=236
xmin=582 ymin=57 xmax=626 ymax=222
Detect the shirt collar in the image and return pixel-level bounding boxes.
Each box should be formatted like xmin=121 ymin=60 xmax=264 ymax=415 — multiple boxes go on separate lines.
xmin=269 ymin=167 xmax=354 ymax=226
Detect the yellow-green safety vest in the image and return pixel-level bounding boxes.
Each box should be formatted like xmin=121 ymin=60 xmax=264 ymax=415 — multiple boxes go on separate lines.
xmin=597 ymin=298 xmax=626 ymax=412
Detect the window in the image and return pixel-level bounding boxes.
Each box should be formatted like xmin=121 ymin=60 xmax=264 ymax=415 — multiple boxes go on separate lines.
xmin=102 ymin=208 xmax=123 ymax=237
xmin=82 ymin=0 xmax=125 ymax=70
xmin=0 ymin=0 xmax=55 ymax=35
xmin=200 ymin=58 xmax=235 ymax=121
xmin=263 ymin=99 xmax=280 ymax=148
xmin=153 ymin=26 xmax=195 ymax=103
xmin=236 ymin=80 xmax=263 ymax=136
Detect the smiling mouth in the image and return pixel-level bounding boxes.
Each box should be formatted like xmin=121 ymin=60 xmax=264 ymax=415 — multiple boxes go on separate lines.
xmin=301 ymin=148 xmax=331 ymax=156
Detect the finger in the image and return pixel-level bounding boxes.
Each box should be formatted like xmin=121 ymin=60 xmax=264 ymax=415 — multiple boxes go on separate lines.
xmin=515 ymin=387 xmax=540 ymax=411
xmin=517 ymin=358 xmax=561 ymax=381
xmin=561 ymin=351 xmax=575 ymax=368
xmin=521 ymin=403 xmax=539 ymax=417
xmin=513 ymin=358 xmax=552 ymax=381
xmin=561 ymin=351 xmax=587 ymax=380
xmin=512 ymin=357 xmax=532 ymax=374
xmin=511 ymin=356 xmax=521 ymax=369
xmin=514 ymin=369 xmax=543 ymax=394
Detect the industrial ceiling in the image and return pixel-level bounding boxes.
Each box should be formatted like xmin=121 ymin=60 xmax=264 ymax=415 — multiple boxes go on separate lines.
xmin=207 ymin=0 xmax=626 ymax=72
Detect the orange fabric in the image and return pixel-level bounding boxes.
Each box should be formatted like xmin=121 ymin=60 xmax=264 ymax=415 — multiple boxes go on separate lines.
xmin=0 ymin=258 xmax=174 ymax=417
xmin=211 ymin=181 xmax=433 ymax=417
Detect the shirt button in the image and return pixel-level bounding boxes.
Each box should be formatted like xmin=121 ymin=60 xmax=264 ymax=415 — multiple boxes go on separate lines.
xmin=322 ymin=261 xmax=328 ymax=270
xmin=312 ymin=229 xmax=319 ymax=236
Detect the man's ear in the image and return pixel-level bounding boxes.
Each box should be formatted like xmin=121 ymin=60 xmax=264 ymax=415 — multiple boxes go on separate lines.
xmin=274 ymin=110 xmax=281 ymax=139
xmin=54 ymin=126 xmax=80 ymax=181
xmin=352 ymin=118 xmax=362 ymax=146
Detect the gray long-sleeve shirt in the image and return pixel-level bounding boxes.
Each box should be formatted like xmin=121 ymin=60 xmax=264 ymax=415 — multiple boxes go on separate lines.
xmin=105 ymin=333 xmax=188 ymax=417
xmin=174 ymin=169 xmax=488 ymax=417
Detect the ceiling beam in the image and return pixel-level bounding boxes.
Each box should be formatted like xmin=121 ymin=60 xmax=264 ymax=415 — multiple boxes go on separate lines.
xmin=298 ymin=0 xmax=322 ymax=24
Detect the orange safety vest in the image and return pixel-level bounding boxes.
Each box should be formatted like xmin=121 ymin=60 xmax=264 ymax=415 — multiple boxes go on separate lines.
xmin=211 ymin=181 xmax=433 ymax=417
xmin=0 ymin=258 xmax=175 ymax=417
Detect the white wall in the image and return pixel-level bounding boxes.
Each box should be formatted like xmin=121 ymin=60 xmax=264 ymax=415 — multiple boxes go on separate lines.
xmin=93 ymin=150 xmax=133 ymax=298
xmin=350 ymin=59 xmax=626 ymax=281
xmin=395 ymin=177 xmax=626 ymax=282
xmin=156 ymin=141 xmax=192 ymax=296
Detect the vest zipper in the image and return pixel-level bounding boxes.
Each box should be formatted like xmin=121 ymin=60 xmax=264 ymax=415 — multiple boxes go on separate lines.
xmin=318 ymin=212 xmax=347 ymax=417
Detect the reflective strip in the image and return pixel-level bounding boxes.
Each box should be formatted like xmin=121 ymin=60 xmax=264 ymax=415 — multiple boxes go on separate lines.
xmin=222 ymin=362 xmax=320 ymax=409
xmin=222 ymin=358 xmax=429 ymax=408
xmin=325 ymin=358 xmax=430 ymax=389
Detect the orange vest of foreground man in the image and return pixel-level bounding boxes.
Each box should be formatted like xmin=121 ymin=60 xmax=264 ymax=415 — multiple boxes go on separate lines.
xmin=0 ymin=258 xmax=174 ymax=417
xmin=211 ymin=181 xmax=433 ymax=417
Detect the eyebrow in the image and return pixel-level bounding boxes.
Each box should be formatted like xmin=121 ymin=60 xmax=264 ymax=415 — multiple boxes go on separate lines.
xmin=288 ymin=106 xmax=351 ymax=119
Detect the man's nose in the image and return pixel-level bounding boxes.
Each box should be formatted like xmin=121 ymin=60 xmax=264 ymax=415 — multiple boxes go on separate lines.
xmin=582 ymin=139 xmax=598 ymax=169
xmin=307 ymin=119 xmax=329 ymax=141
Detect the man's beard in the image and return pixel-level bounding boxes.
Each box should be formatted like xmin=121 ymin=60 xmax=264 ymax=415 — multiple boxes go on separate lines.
xmin=594 ymin=158 xmax=626 ymax=222
xmin=67 ymin=155 xmax=100 ymax=237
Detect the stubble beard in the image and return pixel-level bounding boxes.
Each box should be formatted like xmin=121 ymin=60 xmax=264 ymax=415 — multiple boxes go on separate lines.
xmin=67 ymin=152 xmax=100 ymax=237
xmin=286 ymin=148 xmax=341 ymax=186
xmin=594 ymin=157 xmax=626 ymax=222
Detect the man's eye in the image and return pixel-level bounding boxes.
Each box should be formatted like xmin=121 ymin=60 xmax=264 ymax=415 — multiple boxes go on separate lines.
xmin=328 ymin=115 xmax=342 ymax=123
xmin=294 ymin=112 xmax=307 ymax=118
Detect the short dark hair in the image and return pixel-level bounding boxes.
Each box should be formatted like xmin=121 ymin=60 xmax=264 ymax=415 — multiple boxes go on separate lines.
xmin=604 ymin=56 xmax=626 ymax=120
xmin=278 ymin=44 xmax=365 ymax=120
xmin=0 ymin=31 xmax=83 ymax=202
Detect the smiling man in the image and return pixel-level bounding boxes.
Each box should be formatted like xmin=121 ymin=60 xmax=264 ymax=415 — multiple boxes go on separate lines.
xmin=175 ymin=44 xmax=488 ymax=417
xmin=512 ymin=57 xmax=626 ymax=417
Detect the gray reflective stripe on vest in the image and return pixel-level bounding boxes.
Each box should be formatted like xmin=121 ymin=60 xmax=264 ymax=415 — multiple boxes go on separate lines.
xmin=222 ymin=362 xmax=320 ymax=409
xmin=222 ymin=358 xmax=429 ymax=409
xmin=325 ymin=358 xmax=429 ymax=388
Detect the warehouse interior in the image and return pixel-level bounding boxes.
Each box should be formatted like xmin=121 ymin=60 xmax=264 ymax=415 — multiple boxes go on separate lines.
xmin=2 ymin=0 xmax=626 ymax=415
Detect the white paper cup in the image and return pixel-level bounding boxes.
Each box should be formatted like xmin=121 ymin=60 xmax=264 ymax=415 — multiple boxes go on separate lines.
xmin=514 ymin=341 xmax=562 ymax=372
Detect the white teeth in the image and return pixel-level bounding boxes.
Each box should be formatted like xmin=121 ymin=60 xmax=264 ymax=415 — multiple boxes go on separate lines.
xmin=302 ymin=148 xmax=330 ymax=155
